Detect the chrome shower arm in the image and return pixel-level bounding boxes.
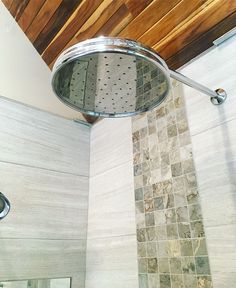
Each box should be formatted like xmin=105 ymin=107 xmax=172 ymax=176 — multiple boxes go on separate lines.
xmin=169 ymin=69 xmax=227 ymax=105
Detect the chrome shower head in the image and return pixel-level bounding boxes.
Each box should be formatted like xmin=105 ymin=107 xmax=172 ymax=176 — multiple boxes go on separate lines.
xmin=51 ymin=37 xmax=170 ymax=117
xmin=51 ymin=37 xmax=226 ymax=118
xmin=0 ymin=192 xmax=10 ymax=220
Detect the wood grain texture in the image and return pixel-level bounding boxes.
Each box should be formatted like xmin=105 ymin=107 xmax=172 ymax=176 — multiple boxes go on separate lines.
xmin=0 ymin=162 xmax=88 ymax=240
xmin=155 ymin=0 xmax=236 ymax=59
xmin=167 ymin=11 xmax=236 ymax=69
xmin=34 ymin=0 xmax=81 ymax=54
xmin=9 ymin=0 xmax=30 ymax=20
xmin=26 ymin=0 xmax=63 ymax=42
xmin=42 ymin=0 xmax=103 ymax=65
xmin=0 ymin=97 xmax=90 ymax=176
xmin=1 ymin=0 xmax=13 ymax=9
xmin=119 ymin=0 xmax=181 ymax=39
xmin=18 ymin=0 xmax=47 ymax=32
xmin=0 ymin=239 xmax=86 ymax=280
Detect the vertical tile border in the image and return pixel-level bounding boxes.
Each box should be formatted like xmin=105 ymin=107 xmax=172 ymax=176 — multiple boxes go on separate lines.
xmin=132 ymin=82 xmax=213 ymax=288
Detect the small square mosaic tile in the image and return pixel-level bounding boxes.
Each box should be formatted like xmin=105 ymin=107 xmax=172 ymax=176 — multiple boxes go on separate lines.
xmin=132 ymin=82 xmax=212 ymax=288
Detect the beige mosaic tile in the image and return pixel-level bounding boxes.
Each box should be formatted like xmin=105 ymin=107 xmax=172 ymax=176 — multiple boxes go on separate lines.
xmin=132 ymin=88 xmax=212 ymax=288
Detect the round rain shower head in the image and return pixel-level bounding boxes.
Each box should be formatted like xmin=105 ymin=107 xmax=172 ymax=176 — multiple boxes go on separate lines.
xmin=51 ymin=37 xmax=171 ymax=117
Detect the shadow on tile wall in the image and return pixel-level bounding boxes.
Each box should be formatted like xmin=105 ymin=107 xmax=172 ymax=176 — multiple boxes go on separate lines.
xmin=132 ymin=81 xmax=213 ymax=288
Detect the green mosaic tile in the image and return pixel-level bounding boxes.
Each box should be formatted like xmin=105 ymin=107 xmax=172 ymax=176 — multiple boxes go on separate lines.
xmin=137 ymin=228 xmax=147 ymax=242
xmin=191 ymin=221 xmax=205 ymax=238
xmin=132 ymin=131 xmax=140 ymax=143
xmin=143 ymin=186 xmax=153 ymax=200
xmin=182 ymin=159 xmax=194 ymax=174
xmin=159 ymin=258 xmax=170 ymax=273
xmin=138 ymin=243 xmax=146 ymax=257
xmin=146 ymin=227 xmax=157 ymax=241
xmin=189 ymin=204 xmax=202 ymax=221
xmin=145 ymin=212 xmax=155 ymax=227
xmin=183 ymin=274 xmax=198 ymax=288
xmin=135 ymin=188 xmax=144 ymax=201
xmin=177 ymin=119 xmax=188 ymax=135
xmin=167 ymin=240 xmax=181 ymax=257
xmin=154 ymin=196 xmax=164 ymax=210
xmin=153 ymin=179 xmax=173 ymax=196
xmin=158 ymin=241 xmax=169 ymax=258
xmin=171 ymin=275 xmax=184 ymax=288
xmin=192 ymin=238 xmax=208 ymax=256
xmin=136 ymin=201 xmax=144 ymax=214
xmin=176 ymin=206 xmax=189 ymax=222
xmin=165 ymin=208 xmax=177 ymax=224
xmin=197 ymin=276 xmax=213 ymax=288
xmin=184 ymin=173 xmax=197 ymax=190
xmin=134 ymin=164 xmax=143 ymax=176
xmin=139 ymin=258 xmax=148 ymax=273
xmin=169 ymin=257 xmax=182 ymax=274
xmin=166 ymin=224 xmax=178 ymax=239
xmin=181 ymin=257 xmax=196 ymax=274
xmin=148 ymin=258 xmax=158 ymax=273
xmin=172 ymin=176 xmax=185 ymax=193
xmin=171 ymin=162 xmax=182 ymax=177
xmin=136 ymin=213 xmax=145 ymax=229
xmin=155 ymin=211 xmax=166 ymax=226
xmin=186 ymin=188 xmax=199 ymax=205
xmin=148 ymin=273 xmax=159 ymax=288
xmin=156 ymin=106 xmax=166 ymax=119
xmin=144 ymin=199 xmax=154 ymax=213
xmin=139 ymin=274 xmax=148 ymax=288
xmin=146 ymin=242 xmax=157 ymax=257
xmin=167 ymin=124 xmax=177 ymax=138
xmin=156 ymin=225 xmax=167 ymax=240
xmin=178 ymin=223 xmax=191 ymax=239
xmin=195 ymin=256 xmax=211 ymax=275
xmin=180 ymin=239 xmax=193 ymax=256
xmin=160 ymin=274 xmax=171 ymax=288
xmin=163 ymin=194 xmax=175 ymax=209
xmin=174 ymin=193 xmax=187 ymax=207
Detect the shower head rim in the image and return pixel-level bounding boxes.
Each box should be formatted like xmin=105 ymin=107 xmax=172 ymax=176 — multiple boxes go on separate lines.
xmin=51 ymin=37 xmax=171 ymax=117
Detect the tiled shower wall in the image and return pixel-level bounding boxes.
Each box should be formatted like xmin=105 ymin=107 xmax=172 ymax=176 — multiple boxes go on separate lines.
xmin=132 ymin=82 xmax=212 ymax=288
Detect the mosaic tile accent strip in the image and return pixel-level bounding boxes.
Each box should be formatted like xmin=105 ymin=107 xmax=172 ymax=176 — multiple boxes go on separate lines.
xmin=132 ymin=82 xmax=213 ymax=288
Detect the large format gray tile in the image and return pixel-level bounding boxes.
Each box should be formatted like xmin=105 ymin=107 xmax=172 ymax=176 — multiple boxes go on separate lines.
xmin=0 ymin=97 xmax=90 ymax=176
xmin=90 ymin=118 xmax=133 ymax=176
xmin=0 ymin=239 xmax=86 ymax=280
xmin=85 ymin=271 xmax=138 ymax=288
xmin=87 ymin=161 xmax=135 ymax=239
xmin=0 ymin=162 xmax=88 ymax=240
xmin=86 ymin=235 xmax=138 ymax=271
xmin=180 ymin=34 xmax=236 ymax=136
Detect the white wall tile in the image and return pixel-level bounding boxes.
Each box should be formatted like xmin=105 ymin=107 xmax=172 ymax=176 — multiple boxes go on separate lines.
xmin=0 ymin=239 xmax=86 ymax=281
xmin=180 ymin=35 xmax=236 ymax=135
xmin=87 ymin=162 xmax=135 ymax=239
xmin=90 ymin=118 xmax=133 ymax=176
xmin=0 ymin=97 xmax=90 ymax=176
xmin=183 ymin=35 xmax=236 ymax=288
xmin=0 ymin=162 xmax=88 ymax=240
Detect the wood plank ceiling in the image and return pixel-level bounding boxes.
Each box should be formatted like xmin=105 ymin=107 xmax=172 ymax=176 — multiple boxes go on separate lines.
xmin=2 ymin=0 xmax=236 ymax=123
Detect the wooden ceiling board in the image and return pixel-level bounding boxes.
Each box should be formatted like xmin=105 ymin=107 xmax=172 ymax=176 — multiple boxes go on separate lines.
xmin=26 ymin=0 xmax=64 ymax=42
xmin=18 ymin=0 xmax=47 ymax=32
xmin=155 ymin=0 xmax=236 ymax=59
xmin=119 ymin=0 xmax=181 ymax=39
xmin=34 ymin=0 xmax=82 ymax=54
xmin=2 ymin=0 xmax=236 ymax=123
xmin=138 ymin=0 xmax=211 ymax=47
xmin=166 ymin=11 xmax=236 ymax=69
xmin=41 ymin=0 xmax=103 ymax=66
xmin=9 ymin=0 xmax=30 ymax=21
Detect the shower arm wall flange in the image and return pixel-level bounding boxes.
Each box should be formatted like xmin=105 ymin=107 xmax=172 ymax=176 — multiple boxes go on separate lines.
xmin=169 ymin=69 xmax=227 ymax=105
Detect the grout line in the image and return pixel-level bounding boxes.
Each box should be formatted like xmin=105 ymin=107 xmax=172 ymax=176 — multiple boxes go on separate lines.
xmin=0 ymin=159 xmax=89 ymax=178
